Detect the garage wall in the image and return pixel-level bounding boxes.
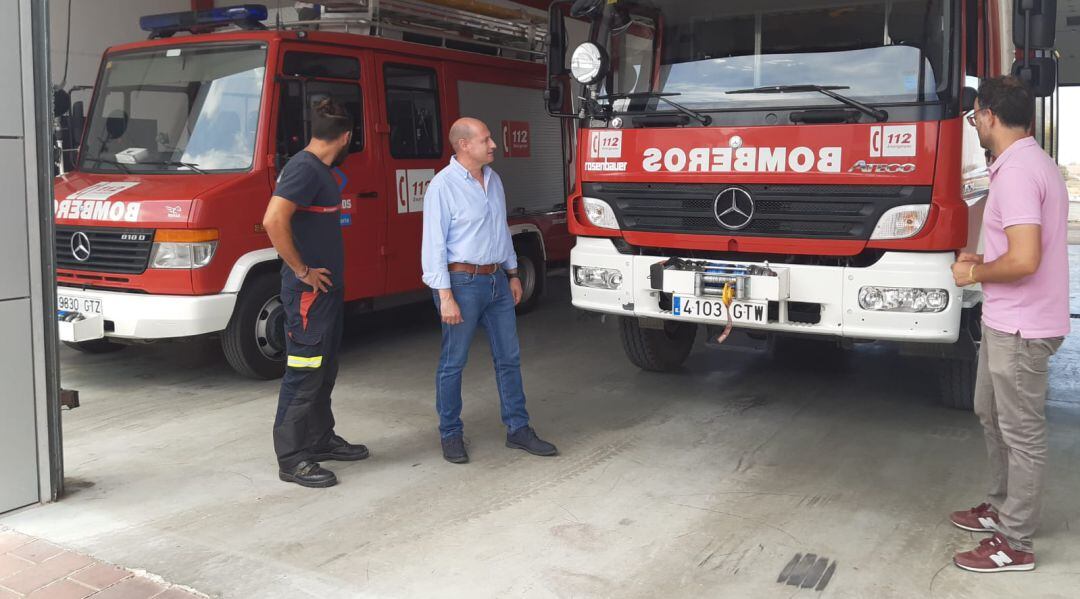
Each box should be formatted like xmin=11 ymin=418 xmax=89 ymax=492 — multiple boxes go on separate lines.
xmin=49 ymin=0 xmax=191 ymax=91
xmin=1 ymin=0 xmax=55 ymax=514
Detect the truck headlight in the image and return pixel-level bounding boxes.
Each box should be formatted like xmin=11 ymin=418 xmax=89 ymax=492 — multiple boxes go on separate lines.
xmin=858 ymin=286 xmax=949 ymax=313
xmin=575 ymin=266 xmax=623 ymax=290
xmin=582 ymin=197 xmax=619 ymax=230
xmin=570 ymin=42 xmax=607 ymax=85
xmin=149 ymin=229 xmax=218 ymax=269
xmin=870 ymin=205 xmax=929 ymax=240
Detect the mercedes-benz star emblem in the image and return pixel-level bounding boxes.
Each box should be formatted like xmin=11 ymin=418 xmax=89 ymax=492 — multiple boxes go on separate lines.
xmin=713 ymin=187 xmax=755 ymax=230
xmin=71 ymin=232 xmax=91 ymax=262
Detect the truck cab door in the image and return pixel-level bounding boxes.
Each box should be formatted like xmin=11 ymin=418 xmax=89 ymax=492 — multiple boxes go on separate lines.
xmin=373 ymin=55 xmax=448 ymax=295
xmin=272 ymin=46 xmax=386 ymax=299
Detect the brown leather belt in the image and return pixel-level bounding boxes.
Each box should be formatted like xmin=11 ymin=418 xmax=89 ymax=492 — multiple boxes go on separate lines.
xmin=448 ymin=262 xmax=499 ymax=275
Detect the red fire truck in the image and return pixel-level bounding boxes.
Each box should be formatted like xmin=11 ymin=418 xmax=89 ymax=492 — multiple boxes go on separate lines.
xmin=546 ymin=0 xmax=1060 ymax=408
xmin=53 ymin=3 xmax=572 ymax=379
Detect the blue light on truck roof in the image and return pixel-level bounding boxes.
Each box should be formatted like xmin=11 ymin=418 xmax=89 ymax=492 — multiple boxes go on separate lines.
xmin=139 ymin=4 xmax=268 ymax=37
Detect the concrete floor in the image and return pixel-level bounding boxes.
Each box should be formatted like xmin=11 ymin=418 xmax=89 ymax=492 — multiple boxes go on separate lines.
xmin=3 ymin=249 xmax=1079 ymax=599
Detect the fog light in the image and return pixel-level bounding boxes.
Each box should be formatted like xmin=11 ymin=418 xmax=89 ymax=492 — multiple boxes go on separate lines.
xmin=574 ymin=266 xmax=623 ymax=290
xmin=858 ymin=286 xmax=949 ymax=313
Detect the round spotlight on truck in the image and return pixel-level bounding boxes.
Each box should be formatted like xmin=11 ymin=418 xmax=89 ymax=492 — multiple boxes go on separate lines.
xmin=570 ymin=43 xmax=608 ymax=85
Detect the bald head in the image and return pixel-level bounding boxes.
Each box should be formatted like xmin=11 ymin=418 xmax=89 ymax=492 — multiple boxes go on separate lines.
xmin=449 ymin=117 xmax=496 ymax=169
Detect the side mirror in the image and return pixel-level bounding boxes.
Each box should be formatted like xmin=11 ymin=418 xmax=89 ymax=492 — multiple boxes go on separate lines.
xmin=1012 ymin=56 xmax=1057 ymax=97
xmin=547 ymin=1 xmax=567 ymax=78
xmin=546 ymin=1 xmax=575 ymax=117
xmin=961 ymin=86 xmax=978 ymax=111
xmin=1013 ymin=0 xmax=1057 ymax=49
xmin=53 ymin=88 xmax=71 ymax=117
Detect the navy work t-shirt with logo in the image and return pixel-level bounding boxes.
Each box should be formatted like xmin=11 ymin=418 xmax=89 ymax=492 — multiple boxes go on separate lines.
xmin=273 ymin=151 xmax=344 ymax=291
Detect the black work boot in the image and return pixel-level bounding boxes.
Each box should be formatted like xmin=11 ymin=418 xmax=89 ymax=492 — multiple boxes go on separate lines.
xmin=441 ymin=435 xmax=469 ymax=464
xmin=506 ymin=426 xmax=558 ymax=456
xmin=311 ymin=435 xmax=370 ymax=462
xmin=279 ymin=461 xmax=338 ymax=488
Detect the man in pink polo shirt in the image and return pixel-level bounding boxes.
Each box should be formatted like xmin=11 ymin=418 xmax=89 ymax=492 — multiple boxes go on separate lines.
xmin=948 ymin=76 xmax=1070 ymax=573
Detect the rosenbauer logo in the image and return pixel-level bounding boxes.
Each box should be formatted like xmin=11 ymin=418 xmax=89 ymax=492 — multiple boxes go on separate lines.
xmin=642 ymin=146 xmax=842 ymax=173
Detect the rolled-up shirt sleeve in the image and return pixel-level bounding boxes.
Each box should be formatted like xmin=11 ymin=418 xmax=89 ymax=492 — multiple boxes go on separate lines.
xmin=422 ymin=179 xmax=452 ymax=289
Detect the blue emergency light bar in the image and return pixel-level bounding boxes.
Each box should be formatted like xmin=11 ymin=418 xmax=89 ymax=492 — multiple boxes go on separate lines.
xmin=140 ymin=4 xmax=268 ymax=39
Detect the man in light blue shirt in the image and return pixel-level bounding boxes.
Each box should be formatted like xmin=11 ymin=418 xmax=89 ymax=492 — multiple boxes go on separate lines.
xmin=421 ymin=117 xmax=557 ymax=464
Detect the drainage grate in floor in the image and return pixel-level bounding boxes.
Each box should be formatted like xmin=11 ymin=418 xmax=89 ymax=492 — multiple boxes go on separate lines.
xmin=777 ymin=553 xmax=837 ymax=591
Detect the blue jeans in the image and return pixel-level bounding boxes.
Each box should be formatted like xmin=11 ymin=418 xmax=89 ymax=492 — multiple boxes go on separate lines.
xmin=433 ymin=271 xmax=530 ymax=439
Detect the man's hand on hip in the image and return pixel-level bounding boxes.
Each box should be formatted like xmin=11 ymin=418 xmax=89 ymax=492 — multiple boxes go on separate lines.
xmin=439 ymin=289 xmax=464 ymax=325
xmin=299 ymin=267 xmax=333 ymax=293
xmin=509 ymin=277 xmax=523 ymax=306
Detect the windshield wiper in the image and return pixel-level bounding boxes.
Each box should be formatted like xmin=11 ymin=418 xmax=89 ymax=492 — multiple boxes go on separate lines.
xmin=598 ymin=92 xmax=712 ymax=126
xmin=83 ymin=157 xmax=132 ymax=173
xmin=138 ymin=160 xmax=208 ymax=174
xmin=726 ymin=85 xmax=888 ymax=122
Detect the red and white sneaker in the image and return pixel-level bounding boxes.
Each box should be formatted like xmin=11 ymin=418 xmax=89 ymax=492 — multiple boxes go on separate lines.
xmin=950 ymin=503 xmax=1001 ymax=532
xmin=954 ymin=534 xmax=1035 ymax=573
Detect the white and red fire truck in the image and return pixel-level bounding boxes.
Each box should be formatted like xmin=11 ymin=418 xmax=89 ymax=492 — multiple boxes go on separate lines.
xmin=547 ymin=0 xmax=1060 ymax=408
xmin=53 ymin=2 xmax=572 ymax=379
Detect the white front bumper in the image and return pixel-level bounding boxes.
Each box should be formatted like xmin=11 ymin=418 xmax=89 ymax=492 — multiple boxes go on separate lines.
xmin=570 ymin=237 xmax=963 ymax=343
xmin=57 ymin=286 xmax=236 ymax=341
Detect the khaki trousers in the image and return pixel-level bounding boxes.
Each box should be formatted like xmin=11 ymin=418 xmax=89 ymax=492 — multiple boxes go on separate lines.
xmin=974 ymin=325 xmax=1063 ymax=551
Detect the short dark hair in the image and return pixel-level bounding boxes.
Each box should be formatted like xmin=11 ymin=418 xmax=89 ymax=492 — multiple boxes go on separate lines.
xmin=311 ymin=98 xmax=353 ymax=141
xmin=976 ymin=76 xmax=1034 ymax=129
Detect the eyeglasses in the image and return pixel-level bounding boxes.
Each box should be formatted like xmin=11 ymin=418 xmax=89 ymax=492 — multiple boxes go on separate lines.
xmin=965 ymin=107 xmax=989 ymax=127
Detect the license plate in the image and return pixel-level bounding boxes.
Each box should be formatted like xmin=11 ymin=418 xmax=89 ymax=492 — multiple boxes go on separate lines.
xmin=672 ymin=295 xmax=767 ymax=324
xmin=58 ymin=295 xmax=102 ymax=315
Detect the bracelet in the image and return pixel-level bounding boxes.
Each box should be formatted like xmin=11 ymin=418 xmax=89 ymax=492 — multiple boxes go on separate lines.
xmin=968 ymin=264 xmax=977 ymax=284
xmin=506 ymin=271 xmax=519 ymax=280
xmin=296 ymin=265 xmax=310 ymax=279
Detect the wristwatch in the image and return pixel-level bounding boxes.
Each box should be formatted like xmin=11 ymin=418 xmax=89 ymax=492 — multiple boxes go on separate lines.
xmin=506 ymin=270 xmax=519 ymax=280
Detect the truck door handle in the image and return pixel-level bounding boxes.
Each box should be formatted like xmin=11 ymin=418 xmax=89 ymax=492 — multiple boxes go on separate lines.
xmin=352 ymin=191 xmax=379 ymax=198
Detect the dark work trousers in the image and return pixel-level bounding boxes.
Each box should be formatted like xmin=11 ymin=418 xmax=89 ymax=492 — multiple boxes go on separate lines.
xmin=273 ymin=285 xmax=344 ymax=470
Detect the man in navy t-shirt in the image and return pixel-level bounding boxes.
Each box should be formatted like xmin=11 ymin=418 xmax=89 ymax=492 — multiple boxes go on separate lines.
xmin=261 ymin=99 xmax=368 ymax=488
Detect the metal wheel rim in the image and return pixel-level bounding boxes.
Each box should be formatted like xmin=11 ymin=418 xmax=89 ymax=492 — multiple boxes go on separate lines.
xmin=254 ymin=295 xmax=285 ymax=361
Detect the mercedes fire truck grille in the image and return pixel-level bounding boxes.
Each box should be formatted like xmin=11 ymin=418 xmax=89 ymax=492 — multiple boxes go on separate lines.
xmin=583 ymin=183 xmax=933 ymax=240
xmin=55 ymin=227 xmax=155 ymax=274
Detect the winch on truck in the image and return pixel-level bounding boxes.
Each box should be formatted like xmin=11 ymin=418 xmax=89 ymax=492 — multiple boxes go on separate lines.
xmin=544 ymin=0 xmax=1061 ymax=409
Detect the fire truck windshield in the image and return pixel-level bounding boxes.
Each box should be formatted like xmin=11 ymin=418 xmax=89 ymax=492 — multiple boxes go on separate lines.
xmin=80 ymin=43 xmax=267 ymax=174
xmin=595 ymin=0 xmax=952 ymax=116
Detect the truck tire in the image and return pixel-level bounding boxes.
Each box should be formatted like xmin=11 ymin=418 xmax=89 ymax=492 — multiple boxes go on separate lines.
xmin=619 ymin=316 xmax=697 ymax=372
xmin=938 ymin=307 xmax=981 ymax=411
xmin=63 ymin=339 xmax=125 ymax=354
xmin=222 ymin=273 xmax=287 ymax=380
xmin=939 ymin=357 xmax=977 ymax=410
xmin=514 ymin=239 xmax=546 ymax=315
